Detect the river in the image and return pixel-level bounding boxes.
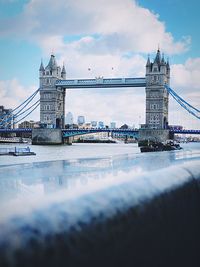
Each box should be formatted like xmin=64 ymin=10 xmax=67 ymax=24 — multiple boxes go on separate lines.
xmin=0 ymin=142 xmax=200 ymax=219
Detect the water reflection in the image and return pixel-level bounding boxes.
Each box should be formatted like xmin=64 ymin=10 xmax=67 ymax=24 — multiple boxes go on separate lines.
xmin=0 ymin=145 xmax=200 ymax=207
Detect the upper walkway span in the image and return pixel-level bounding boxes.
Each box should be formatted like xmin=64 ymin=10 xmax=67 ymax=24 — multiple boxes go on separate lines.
xmin=55 ymin=77 xmax=146 ymax=88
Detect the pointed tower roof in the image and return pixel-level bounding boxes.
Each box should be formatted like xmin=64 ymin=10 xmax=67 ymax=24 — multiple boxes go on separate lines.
xmin=61 ymin=64 xmax=66 ymax=74
xmin=160 ymin=53 xmax=165 ymax=65
xmin=39 ymin=60 xmax=45 ymax=71
xmin=46 ymin=54 xmax=57 ymax=70
xmin=146 ymin=55 xmax=151 ymax=67
xmin=154 ymin=49 xmax=161 ymax=64
xmin=166 ymin=58 xmax=170 ymax=69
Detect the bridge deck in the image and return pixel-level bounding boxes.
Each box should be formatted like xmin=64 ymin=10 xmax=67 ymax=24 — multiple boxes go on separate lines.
xmin=55 ymin=77 xmax=146 ymax=88
xmin=1 ymin=128 xmax=200 ymax=135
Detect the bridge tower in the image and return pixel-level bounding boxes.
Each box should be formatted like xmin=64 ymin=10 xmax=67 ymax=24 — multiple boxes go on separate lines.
xmin=145 ymin=49 xmax=170 ymax=129
xmin=39 ymin=55 xmax=66 ymax=128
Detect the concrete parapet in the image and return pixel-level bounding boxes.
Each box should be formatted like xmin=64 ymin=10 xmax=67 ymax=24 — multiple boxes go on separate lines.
xmin=32 ymin=128 xmax=63 ymax=145
xmin=139 ymin=128 xmax=170 ymax=142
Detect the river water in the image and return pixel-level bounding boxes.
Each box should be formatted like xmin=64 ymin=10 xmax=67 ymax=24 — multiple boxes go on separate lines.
xmin=0 ymin=142 xmax=200 ymax=219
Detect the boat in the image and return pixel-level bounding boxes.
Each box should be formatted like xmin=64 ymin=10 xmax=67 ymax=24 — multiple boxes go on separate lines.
xmin=139 ymin=140 xmax=182 ymax=153
xmin=0 ymin=147 xmax=36 ymax=156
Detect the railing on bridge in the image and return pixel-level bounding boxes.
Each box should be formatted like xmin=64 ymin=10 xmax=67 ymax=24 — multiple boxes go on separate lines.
xmin=55 ymin=77 xmax=146 ymax=88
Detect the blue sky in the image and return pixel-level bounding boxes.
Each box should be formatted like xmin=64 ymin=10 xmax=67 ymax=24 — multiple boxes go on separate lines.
xmin=0 ymin=0 xmax=200 ymax=128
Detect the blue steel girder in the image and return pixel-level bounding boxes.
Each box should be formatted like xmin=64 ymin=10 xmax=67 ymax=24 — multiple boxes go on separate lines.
xmin=171 ymin=129 xmax=200 ymax=134
xmin=0 ymin=128 xmax=32 ymax=133
xmin=62 ymin=129 xmax=139 ymax=138
xmin=1 ymin=128 xmax=200 ymax=136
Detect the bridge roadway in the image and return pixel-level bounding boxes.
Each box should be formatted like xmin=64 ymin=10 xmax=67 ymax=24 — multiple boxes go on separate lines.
xmin=1 ymin=128 xmax=200 ymax=137
xmin=55 ymin=77 xmax=146 ymax=88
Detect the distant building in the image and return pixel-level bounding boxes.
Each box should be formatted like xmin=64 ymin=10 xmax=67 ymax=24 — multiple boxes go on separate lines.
xmin=77 ymin=116 xmax=85 ymax=125
xmin=18 ymin=120 xmax=39 ymax=129
xmin=91 ymin=121 xmax=97 ymax=128
xmin=120 ymin=124 xmax=129 ymax=129
xmin=110 ymin=122 xmax=116 ymax=129
xmin=0 ymin=105 xmax=13 ymax=129
xmin=65 ymin=123 xmax=78 ymax=129
xmin=65 ymin=112 xmax=73 ymax=125
xmin=98 ymin=121 xmax=104 ymax=128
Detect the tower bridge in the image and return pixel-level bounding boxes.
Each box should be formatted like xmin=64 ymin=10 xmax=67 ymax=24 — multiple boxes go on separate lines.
xmin=34 ymin=48 xmax=172 ymax=144
xmin=1 ymin=49 xmax=200 ymax=144
xmin=39 ymin=49 xmax=170 ymax=131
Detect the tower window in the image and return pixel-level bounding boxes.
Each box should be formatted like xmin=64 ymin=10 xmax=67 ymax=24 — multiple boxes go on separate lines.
xmin=150 ymin=104 xmax=159 ymax=109
xmin=46 ymin=78 xmax=51 ymax=85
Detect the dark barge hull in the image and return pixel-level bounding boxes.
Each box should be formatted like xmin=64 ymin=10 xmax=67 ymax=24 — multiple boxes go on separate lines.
xmin=140 ymin=145 xmax=182 ymax=153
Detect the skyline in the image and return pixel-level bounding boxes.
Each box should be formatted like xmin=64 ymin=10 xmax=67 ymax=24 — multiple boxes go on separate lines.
xmin=0 ymin=0 xmax=200 ymax=129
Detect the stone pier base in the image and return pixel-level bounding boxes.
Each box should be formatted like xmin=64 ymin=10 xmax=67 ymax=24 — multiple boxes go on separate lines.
xmin=63 ymin=137 xmax=73 ymax=145
xmin=32 ymin=129 xmax=63 ymax=145
xmin=138 ymin=129 xmax=170 ymax=143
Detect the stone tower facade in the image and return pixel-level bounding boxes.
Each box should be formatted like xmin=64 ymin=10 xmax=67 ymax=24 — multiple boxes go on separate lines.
xmin=39 ymin=55 xmax=66 ymax=128
xmin=145 ymin=49 xmax=170 ymax=129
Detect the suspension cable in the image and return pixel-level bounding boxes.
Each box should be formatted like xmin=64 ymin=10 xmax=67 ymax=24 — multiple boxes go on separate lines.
xmin=0 ymin=88 xmax=39 ymax=120
xmin=165 ymin=85 xmax=200 ymax=120
xmin=13 ymin=103 xmax=40 ymax=125
xmin=165 ymin=85 xmax=200 ymax=113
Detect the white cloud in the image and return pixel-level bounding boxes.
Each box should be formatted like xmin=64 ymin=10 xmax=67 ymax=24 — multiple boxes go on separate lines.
xmin=0 ymin=0 xmax=190 ymax=55
xmin=1 ymin=0 xmax=199 ymax=129
xmin=171 ymin=58 xmax=200 ymax=91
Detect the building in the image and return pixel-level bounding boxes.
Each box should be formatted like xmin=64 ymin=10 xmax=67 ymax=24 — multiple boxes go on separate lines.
xmin=0 ymin=106 xmax=13 ymax=129
xmin=39 ymin=55 xmax=66 ymax=128
xmin=65 ymin=112 xmax=73 ymax=125
xmin=145 ymin=49 xmax=170 ymax=129
xmin=77 ymin=116 xmax=85 ymax=125
xmin=110 ymin=122 xmax=116 ymax=129
xmin=120 ymin=124 xmax=129 ymax=129
xmin=98 ymin=121 xmax=104 ymax=128
xmin=91 ymin=121 xmax=97 ymax=128
xmin=18 ymin=120 xmax=39 ymax=129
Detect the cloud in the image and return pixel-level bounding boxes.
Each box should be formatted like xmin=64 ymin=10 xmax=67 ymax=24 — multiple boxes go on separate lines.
xmin=168 ymin=58 xmax=200 ymax=128
xmin=0 ymin=0 xmax=199 ymax=129
xmin=171 ymin=58 xmax=200 ymax=92
xmin=0 ymin=79 xmax=39 ymax=122
xmin=0 ymin=0 xmax=190 ymax=55
xmin=65 ymin=88 xmax=145 ymax=127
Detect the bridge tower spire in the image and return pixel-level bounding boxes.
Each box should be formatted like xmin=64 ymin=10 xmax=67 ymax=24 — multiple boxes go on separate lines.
xmin=39 ymin=54 xmax=66 ymax=128
xmin=145 ymin=48 xmax=170 ymax=129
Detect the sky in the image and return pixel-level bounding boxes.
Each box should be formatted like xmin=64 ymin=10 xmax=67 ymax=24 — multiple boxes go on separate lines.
xmin=0 ymin=0 xmax=200 ymax=129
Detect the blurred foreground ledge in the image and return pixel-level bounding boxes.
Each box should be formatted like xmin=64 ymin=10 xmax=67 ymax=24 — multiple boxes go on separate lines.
xmin=0 ymin=160 xmax=200 ymax=267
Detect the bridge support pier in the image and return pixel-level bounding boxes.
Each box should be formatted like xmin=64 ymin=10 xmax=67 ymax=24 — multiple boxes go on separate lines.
xmin=138 ymin=129 xmax=171 ymax=143
xmin=32 ymin=129 xmax=63 ymax=145
xmin=63 ymin=136 xmax=73 ymax=145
